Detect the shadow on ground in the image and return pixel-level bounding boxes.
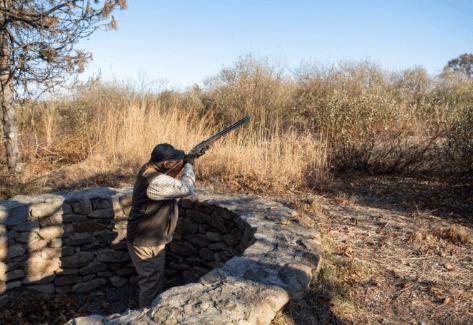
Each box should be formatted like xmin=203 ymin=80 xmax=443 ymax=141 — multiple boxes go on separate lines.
xmin=274 ymin=284 xmax=353 ymax=325
xmin=319 ymin=172 xmax=473 ymax=229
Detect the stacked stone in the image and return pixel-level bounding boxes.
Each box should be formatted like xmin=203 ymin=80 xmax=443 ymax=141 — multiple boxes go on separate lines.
xmin=0 ymin=193 xmax=134 ymax=302
xmin=165 ymin=197 xmax=255 ymax=289
xmin=0 ymin=188 xmax=253 ymax=305
xmin=66 ymin=189 xmax=324 ymax=325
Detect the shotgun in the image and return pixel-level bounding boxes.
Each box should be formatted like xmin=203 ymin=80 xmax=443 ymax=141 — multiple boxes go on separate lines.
xmin=166 ymin=115 xmax=250 ymax=176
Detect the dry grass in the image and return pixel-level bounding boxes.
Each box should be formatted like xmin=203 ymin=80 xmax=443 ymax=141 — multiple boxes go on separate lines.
xmin=7 ymin=88 xmax=332 ymax=197
xmin=5 ymin=55 xmax=473 ymax=200
xmin=90 ymin=102 xmax=331 ymax=193
xmin=268 ymin=173 xmax=473 ymax=325
xmin=440 ymin=224 xmax=473 ymax=245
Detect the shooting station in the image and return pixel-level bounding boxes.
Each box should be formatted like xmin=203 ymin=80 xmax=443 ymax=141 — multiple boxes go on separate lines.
xmin=0 ymin=186 xmax=322 ymax=324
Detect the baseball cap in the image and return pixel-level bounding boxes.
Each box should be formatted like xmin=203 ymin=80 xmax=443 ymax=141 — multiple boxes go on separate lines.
xmin=150 ymin=143 xmax=185 ymax=162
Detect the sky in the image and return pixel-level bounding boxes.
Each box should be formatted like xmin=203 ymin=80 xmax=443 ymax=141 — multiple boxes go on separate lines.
xmin=78 ymin=0 xmax=473 ymax=91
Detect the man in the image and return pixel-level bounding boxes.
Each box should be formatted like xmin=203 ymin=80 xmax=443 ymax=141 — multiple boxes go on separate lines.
xmin=127 ymin=143 xmax=196 ymax=308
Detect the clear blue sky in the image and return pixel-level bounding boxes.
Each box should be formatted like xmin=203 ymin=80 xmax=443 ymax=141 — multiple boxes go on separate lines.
xmin=78 ymin=0 xmax=473 ymax=91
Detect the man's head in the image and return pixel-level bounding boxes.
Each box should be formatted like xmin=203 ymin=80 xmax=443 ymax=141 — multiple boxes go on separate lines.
xmin=150 ymin=143 xmax=185 ymax=163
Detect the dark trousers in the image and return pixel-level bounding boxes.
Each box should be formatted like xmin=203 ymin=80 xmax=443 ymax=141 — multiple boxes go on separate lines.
xmin=127 ymin=242 xmax=166 ymax=308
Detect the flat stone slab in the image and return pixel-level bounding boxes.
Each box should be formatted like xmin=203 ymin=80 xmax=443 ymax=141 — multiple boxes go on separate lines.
xmin=0 ymin=187 xmax=130 ymax=227
xmin=65 ymin=188 xmax=323 ymax=325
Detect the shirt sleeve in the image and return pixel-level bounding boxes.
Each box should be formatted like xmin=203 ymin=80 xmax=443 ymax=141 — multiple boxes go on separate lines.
xmin=146 ymin=163 xmax=196 ymax=200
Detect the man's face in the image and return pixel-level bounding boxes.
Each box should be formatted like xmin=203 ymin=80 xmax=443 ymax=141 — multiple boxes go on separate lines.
xmin=163 ymin=159 xmax=182 ymax=168
xmin=163 ymin=159 xmax=184 ymax=177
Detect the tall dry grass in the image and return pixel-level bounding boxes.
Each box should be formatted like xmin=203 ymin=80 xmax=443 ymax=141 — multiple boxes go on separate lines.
xmin=93 ymin=100 xmax=330 ymax=191
xmin=11 ymin=54 xmax=473 ymax=197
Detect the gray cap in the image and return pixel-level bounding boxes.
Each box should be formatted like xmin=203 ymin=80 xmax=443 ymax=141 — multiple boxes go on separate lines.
xmin=150 ymin=143 xmax=185 ymax=162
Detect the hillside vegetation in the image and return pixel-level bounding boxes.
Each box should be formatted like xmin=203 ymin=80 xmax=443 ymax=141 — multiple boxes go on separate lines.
xmin=3 ymin=55 xmax=473 ymax=198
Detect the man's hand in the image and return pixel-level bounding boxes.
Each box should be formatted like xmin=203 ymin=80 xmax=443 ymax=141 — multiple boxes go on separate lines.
xmin=184 ymin=155 xmax=196 ymax=166
xmin=184 ymin=148 xmax=206 ymax=166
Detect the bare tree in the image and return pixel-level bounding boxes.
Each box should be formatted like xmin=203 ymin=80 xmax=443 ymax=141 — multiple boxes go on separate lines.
xmin=0 ymin=0 xmax=127 ymax=173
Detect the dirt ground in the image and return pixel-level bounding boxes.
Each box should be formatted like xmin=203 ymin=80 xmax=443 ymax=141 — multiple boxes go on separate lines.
xmin=270 ymin=173 xmax=473 ymax=325
xmin=1 ymin=172 xmax=472 ymax=325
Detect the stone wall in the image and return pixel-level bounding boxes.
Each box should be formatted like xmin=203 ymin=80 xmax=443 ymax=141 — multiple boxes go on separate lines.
xmin=0 ymin=187 xmax=324 ymax=325
xmin=0 ymin=187 xmax=255 ymax=304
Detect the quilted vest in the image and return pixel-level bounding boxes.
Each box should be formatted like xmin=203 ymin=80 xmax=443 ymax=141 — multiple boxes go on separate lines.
xmin=127 ymin=165 xmax=179 ymax=247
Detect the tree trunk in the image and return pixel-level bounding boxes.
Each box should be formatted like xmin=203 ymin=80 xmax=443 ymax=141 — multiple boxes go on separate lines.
xmin=1 ymin=81 xmax=22 ymax=173
xmin=0 ymin=7 xmax=22 ymax=173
